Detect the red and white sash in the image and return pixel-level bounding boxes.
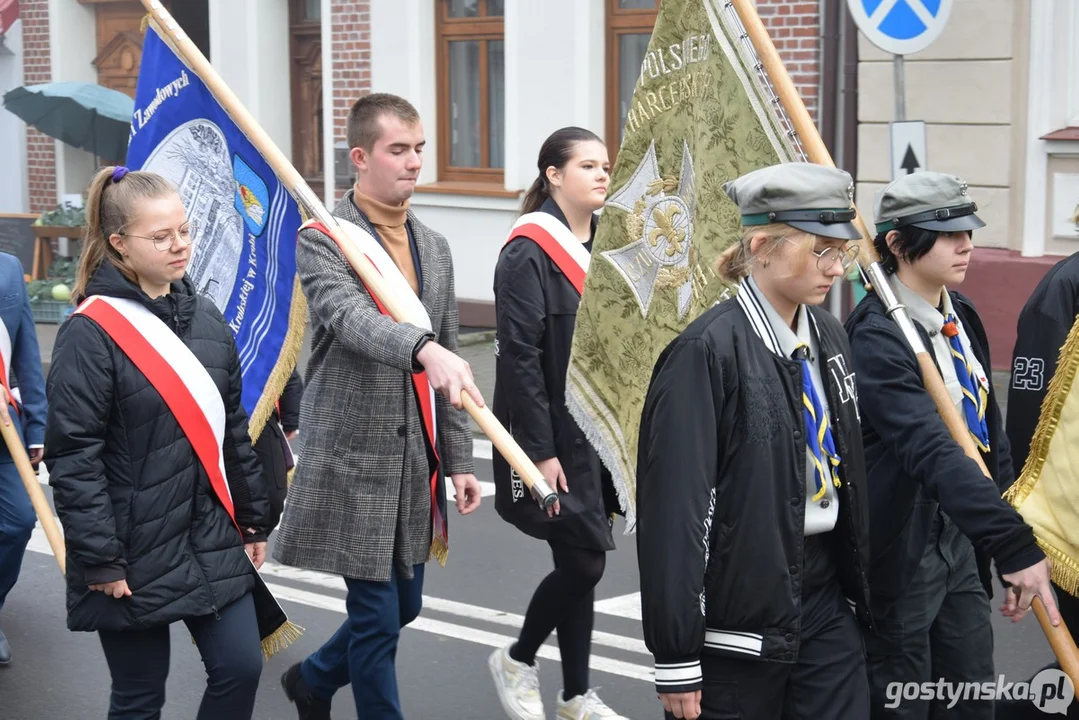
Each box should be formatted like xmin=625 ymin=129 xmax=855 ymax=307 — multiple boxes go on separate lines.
xmin=302 ymin=219 xmax=447 ymax=560
xmin=0 ymin=318 xmax=19 ymax=410
xmin=75 ymin=296 xmax=238 ymax=533
xmin=506 ymin=212 xmax=591 ymax=295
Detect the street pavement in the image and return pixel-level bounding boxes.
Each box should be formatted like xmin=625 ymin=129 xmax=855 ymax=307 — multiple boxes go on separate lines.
xmin=3 ymin=456 xmax=654 ymax=719
xmin=2 ymin=450 xmax=1063 ymax=720
xmin=0 ymin=322 xmax=1065 ymax=718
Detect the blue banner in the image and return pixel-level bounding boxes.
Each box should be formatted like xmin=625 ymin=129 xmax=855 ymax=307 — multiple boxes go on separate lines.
xmin=127 ymin=27 xmax=303 ymax=433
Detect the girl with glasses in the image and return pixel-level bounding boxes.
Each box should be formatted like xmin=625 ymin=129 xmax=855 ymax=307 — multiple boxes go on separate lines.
xmin=44 ymin=166 xmax=271 ymax=719
xmin=636 ymin=162 xmax=872 ymax=720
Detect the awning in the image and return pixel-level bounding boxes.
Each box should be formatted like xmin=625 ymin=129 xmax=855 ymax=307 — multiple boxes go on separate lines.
xmin=0 ymin=0 xmax=19 ymax=37
xmin=1041 ymin=127 xmax=1079 ymax=142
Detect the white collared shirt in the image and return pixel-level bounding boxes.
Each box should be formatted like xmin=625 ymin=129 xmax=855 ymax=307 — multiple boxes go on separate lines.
xmin=891 ymin=277 xmax=990 ymax=417
xmin=738 ymin=276 xmax=839 ymax=536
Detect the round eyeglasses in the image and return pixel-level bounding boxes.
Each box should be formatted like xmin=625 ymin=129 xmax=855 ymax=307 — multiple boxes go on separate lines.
xmin=808 ymin=244 xmax=860 ymax=273
xmin=120 ymin=221 xmax=199 ymax=252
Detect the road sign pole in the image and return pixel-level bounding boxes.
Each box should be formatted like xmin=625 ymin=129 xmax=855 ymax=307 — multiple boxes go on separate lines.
xmin=893 ymin=54 xmax=906 ymax=122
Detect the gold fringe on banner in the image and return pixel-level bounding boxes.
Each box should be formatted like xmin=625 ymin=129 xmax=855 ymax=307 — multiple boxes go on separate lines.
xmin=1037 ymin=540 xmax=1079 ymax=598
xmin=429 ymin=535 xmax=449 ymax=568
xmin=248 ymin=276 xmax=308 ymax=443
xmin=261 ymin=620 xmax=306 ymax=660
xmin=1004 ymin=312 xmax=1079 ymax=596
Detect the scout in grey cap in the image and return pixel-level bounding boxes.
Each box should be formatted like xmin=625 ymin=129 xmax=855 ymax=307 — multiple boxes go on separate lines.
xmin=724 ymin=162 xmax=862 ymax=240
xmin=636 ymin=161 xmax=874 ymax=719
xmin=846 ymin=169 xmax=1056 ymax=718
xmin=874 ymin=171 xmax=986 ymax=234
xmin=869 ymin=170 xmax=984 ymax=278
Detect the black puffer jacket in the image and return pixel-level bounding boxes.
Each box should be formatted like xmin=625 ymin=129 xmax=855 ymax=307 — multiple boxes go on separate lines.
xmin=45 ymin=262 xmax=268 ymax=632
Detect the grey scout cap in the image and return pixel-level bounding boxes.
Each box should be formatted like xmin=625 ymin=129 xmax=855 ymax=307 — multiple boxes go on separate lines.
xmin=723 ymin=162 xmax=861 ymax=240
xmin=873 ymin=171 xmax=986 ymax=234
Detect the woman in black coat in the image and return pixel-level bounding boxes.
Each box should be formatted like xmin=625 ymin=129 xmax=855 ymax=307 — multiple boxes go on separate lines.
xmin=44 ymin=166 xmax=270 ymax=720
xmin=487 ymin=128 xmax=628 ymax=720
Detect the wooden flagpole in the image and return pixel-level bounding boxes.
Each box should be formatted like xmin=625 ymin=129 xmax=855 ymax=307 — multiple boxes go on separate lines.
xmin=3 ymin=419 xmax=64 ymax=574
xmin=729 ymin=0 xmax=1079 ymax=687
xmin=138 ymin=0 xmax=558 ymax=510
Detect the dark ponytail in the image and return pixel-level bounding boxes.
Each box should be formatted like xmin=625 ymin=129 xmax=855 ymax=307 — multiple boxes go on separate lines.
xmin=520 ymin=126 xmax=603 ymax=216
xmin=520 ymin=176 xmax=548 ymax=217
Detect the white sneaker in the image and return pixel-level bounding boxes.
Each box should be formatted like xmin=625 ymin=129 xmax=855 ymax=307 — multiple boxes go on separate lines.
xmin=488 ymin=645 xmax=545 ymax=720
xmin=557 ymin=689 xmax=631 ymax=719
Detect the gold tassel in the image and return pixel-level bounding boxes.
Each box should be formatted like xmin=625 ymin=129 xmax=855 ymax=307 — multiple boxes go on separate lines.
xmin=192 ymin=620 xmax=305 ymax=658
xmin=261 ymin=620 xmax=305 ymax=660
xmin=429 ymin=536 xmax=449 ymax=568
xmin=1040 ymin=538 xmax=1079 ymax=598
xmin=139 ymin=13 xmax=151 ymax=34
xmin=248 ymin=277 xmax=308 ymax=444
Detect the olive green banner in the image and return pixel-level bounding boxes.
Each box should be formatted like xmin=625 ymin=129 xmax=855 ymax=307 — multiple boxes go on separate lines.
xmin=566 ymin=0 xmax=797 ymax=525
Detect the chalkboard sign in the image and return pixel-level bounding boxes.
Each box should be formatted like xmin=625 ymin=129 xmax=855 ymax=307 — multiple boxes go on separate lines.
xmin=0 ymin=214 xmax=38 ymax=274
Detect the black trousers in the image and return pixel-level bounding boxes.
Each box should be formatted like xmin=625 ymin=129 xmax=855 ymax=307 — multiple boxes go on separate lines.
xmin=865 ymin=514 xmax=994 ymax=720
xmin=666 ymin=577 xmax=869 ymax=720
xmin=98 ymin=592 xmax=263 ymax=720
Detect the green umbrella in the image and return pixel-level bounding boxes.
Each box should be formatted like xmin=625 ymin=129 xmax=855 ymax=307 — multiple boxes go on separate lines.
xmin=2 ymin=81 xmax=133 ymax=163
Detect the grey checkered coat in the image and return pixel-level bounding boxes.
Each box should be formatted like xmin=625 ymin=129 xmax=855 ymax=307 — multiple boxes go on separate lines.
xmin=272 ymin=191 xmax=474 ymax=582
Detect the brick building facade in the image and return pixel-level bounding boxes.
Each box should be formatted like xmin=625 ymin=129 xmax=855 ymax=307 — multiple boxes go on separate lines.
xmin=8 ymin=0 xmax=1076 ymax=365
xmin=758 ymin=0 xmax=822 ymax=123
xmin=19 ymin=0 xmax=55 ymax=214
xmin=329 ymin=0 xmax=371 ymax=163
xmin=11 ymin=0 xmax=374 ymax=212
xmin=14 ymin=0 xmax=819 ymax=212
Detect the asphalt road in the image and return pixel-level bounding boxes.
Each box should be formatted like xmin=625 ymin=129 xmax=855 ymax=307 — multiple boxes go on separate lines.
xmin=0 ymin=450 xmax=655 ymax=719
xmin=0 ymin=442 xmax=1067 ymax=719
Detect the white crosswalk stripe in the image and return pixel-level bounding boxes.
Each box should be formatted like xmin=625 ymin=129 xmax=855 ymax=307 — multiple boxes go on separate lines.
xmin=24 ymin=515 xmax=652 ymax=683
xmin=594 ymin=592 xmax=643 ymax=622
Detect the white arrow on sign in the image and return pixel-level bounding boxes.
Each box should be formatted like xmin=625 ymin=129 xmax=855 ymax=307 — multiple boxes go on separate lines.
xmin=848 ymin=0 xmax=953 ymax=56
xmin=890 ymin=120 xmax=927 ymax=181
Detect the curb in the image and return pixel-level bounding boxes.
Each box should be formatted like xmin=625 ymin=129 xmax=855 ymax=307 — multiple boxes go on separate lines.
xmin=458 ymin=330 xmax=495 ymax=347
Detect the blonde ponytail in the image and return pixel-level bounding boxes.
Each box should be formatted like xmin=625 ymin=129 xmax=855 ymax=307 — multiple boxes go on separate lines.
xmin=74 ymin=166 xmax=176 ymax=302
xmin=713 ymin=223 xmax=802 ymax=282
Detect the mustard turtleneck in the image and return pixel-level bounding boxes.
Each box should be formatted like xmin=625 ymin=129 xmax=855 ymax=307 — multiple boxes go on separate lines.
xmin=353 ymin=187 xmax=419 ymax=295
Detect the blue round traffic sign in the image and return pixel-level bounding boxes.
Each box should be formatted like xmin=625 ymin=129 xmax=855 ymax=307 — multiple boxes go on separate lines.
xmin=847 ymin=0 xmax=953 ymax=55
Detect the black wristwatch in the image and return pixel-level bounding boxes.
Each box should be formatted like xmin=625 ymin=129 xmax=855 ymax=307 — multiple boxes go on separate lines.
xmin=412 ymin=337 xmax=432 ymax=370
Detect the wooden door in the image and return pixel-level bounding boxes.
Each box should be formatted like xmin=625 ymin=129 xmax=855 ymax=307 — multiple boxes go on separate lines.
xmin=290 ymin=0 xmax=323 ymax=186
xmin=86 ymin=0 xmax=148 ymax=97
xmin=81 ymin=0 xmax=208 ymax=98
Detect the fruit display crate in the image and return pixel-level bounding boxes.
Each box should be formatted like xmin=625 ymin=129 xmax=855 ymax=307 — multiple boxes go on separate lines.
xmin=30 ymin=299 xmax=74 ymax=324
